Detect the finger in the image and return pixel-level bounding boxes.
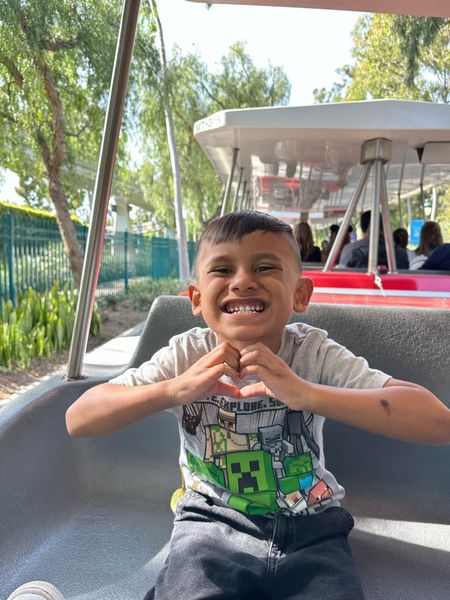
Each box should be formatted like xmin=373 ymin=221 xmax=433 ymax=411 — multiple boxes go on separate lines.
xmin=216 ymin=381 xmax=241 ymax=398
xmin=239 ymin=364 xmax=266 ymax=380
xmin=207 ymin=362 xmax=240 ymax=384
xmin=205 ymin=344 xmax=240 ymax=370
xmin=240 ymin=342 xmax=270 ymax=356
xmin=239 ymin=350 xmax=268 ymax=369
xmin=239 ymin=382 xmax=268 ymax=398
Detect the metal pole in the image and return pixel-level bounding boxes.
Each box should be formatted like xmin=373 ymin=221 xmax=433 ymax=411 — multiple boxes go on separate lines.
xmin=380 ymin=164 xmax=397 ymax=273
xmin=419 ymin=163 xmax=426 ymax=221
xmin=430 ymin=187 xmax=438 ymax=221
xmin=67 ymin=0 xmax=141 ymax=379
xmin=220 ymin=147 xmax=239 ymax=217
xmin=323 ymin=162 xmax=371 ymax=271
xmin=368 ymin=160 xmax=383 ymax=274
xmin=238 ymin=181 xmax=247 ymax=211
xmin=231 ymin=167 xmax=244 ymax=213
xmin=397 ymin=159 xmax=405 ymax=227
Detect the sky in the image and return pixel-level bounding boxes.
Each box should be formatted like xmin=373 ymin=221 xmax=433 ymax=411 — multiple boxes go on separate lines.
xmin=157 ymin=1 xmax=364 ymax=105
xmin=0 ymin=1 xmax=364 ymax=202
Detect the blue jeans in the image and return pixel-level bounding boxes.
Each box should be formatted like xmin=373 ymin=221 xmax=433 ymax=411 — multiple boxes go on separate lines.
xmin=144 ymin=491 xmax=365 ymax=600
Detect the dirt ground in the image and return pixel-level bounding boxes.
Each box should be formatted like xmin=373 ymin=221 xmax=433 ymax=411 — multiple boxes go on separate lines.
xmin=0 ymin=298 xmax=149 ymax=403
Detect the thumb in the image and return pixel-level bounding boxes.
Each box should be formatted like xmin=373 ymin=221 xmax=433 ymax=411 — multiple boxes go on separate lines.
xmin=216 ymin=381 xmax=242 ymax=398
xmin=239 ymin=382 xmax=268 ymax=398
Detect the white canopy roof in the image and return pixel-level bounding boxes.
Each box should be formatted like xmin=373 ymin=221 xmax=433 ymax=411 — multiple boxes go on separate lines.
xmin=188 ymin=1 xmax=450 ymax=18
xmin=194 ymin=100 xmax=450 ymax=222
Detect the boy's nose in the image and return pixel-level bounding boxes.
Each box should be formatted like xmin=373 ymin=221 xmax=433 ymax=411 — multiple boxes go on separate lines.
xmin=230 ymin=269 xmax=257 ymax=291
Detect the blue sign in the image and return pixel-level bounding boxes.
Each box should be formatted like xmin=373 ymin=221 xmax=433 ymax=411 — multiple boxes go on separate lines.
xmin=409 ymin=219 xmax=424 ymax=246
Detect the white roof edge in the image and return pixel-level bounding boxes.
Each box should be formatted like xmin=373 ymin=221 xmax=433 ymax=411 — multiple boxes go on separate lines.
xmin=194 ymin=101 xmax=450 ymax=136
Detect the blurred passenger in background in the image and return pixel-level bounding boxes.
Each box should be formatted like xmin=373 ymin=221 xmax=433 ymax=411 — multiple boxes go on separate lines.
xmin=393 ymin=227 xmax=416 ymax=264
xmin=339 ymin=210 xmax=371 ymax=267
xmin=321 ymin=223 xmax=349 ymax=263
xmin=420 ymin=243 xmax=450 ymax=271
xmin=294 ymin=221 xmax=321 ymax=262
xmin=409 ymin=221 xmax=443 ymax=270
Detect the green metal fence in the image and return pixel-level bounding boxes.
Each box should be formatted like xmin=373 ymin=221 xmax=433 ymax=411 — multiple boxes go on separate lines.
xmin=0 ymin=208 xmax=196 ymax=305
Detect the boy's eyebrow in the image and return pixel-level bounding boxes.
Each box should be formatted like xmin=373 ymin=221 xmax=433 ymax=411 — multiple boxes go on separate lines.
xmin=204 ymin=252 xmax=283 ymax=266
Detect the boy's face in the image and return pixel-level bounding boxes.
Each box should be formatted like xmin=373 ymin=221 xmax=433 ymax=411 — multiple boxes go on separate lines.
xmin=189 ymin=230 xmax=313 ymax=352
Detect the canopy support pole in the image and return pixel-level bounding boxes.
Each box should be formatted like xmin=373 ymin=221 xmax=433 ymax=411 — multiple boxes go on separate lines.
xmin=220 ymin=147 xmax=239 ymax=216
xmin=67 ymin=0 xmax=141 ymax=380
xmin=238 ymin=181 xmax=247 ymax=210
xmin=231 ymin=167 xmax=244 ymax=212
xmin=367 ymin=139 xmax=392 ymax=274
xmin=323 ymin=162 xmax=371 ymax=271
xmin=380 ymin=159 xmax=397 ymax=273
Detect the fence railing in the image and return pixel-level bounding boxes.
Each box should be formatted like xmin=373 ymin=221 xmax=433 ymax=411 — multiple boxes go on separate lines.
xmin=0 ymin=208 xmax=196 ymax=305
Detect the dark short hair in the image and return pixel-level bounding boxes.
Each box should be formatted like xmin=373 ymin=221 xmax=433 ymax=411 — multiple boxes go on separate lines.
xmin=360 ymin=210 xmax=371 ymax=233
xmin=393 ymin=227 xmax=408 ymax=248
xmin=194 ymin=210 xmax=302 ymax=274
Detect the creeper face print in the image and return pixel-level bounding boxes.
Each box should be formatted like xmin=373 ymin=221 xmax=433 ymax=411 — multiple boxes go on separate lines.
xmin=226 ymin=450 xmax=278 ymax=513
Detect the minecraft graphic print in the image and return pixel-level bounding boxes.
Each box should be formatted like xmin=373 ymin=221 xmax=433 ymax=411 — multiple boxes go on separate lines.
xmin=181 ymin=394 xmax=335 ymax=516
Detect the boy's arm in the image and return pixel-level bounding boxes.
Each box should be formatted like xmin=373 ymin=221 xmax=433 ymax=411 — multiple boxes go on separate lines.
xmin=239 ymin=344 xmax=450 ymax=445
xmin=66 ymin=341 xmax=241 ymax=437
xmin=304 ymin=377 xmax=450 ymax=445
xmin=65 ymin=381 xmax=175 ymax=437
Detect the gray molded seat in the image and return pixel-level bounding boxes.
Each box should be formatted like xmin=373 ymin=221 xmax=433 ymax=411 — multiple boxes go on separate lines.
xmin=0 ymin=296 xmax=449 ymax=600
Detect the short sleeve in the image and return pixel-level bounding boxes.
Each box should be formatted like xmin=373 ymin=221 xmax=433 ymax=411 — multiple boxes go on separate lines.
xmin=109 ymin=344 xmax=177 ymax=387
xmin=316 ymin=336 xmax=392 ymax=390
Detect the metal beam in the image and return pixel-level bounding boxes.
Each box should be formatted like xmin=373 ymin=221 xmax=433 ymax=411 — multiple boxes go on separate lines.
xmin=323 ymin=161 xmax=371 ymax=270
xmin=220 ymin=147 xmax=239 ymax=216
xmin=67 ymin=0 xmax=141 ymax=379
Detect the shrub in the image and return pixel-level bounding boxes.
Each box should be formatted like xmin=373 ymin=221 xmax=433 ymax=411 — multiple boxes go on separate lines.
xmin=0 ymin=284 xmax=100 ymax=371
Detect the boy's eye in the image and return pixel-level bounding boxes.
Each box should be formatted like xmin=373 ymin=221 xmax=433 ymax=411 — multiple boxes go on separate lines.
xmin=255 ymin=264 xmax=276 ymax=272
xmin=210 ymin=267 xmax=231 ymax=274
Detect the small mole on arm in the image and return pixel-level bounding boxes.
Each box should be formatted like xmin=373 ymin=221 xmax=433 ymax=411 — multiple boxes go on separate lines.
xmin=380 ymin=399 xmax=391 ymax=414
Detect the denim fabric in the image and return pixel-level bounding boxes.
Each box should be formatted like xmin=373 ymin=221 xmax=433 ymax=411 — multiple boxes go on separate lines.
xmin=144 ymin=491 xmax=365 ymax=600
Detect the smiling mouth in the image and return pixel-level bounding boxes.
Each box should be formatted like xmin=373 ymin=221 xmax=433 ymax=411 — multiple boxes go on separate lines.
xmin=222 ymin=301 xmax=266 ymax=314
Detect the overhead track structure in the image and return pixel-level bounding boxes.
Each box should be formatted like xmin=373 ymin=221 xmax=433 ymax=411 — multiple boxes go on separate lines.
xmin=188 ymin=0 xmax=450 ymax=18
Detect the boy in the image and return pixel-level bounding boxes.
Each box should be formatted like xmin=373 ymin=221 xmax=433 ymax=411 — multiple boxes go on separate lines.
xmin=66 ymin=211 xmax=450 ymax=600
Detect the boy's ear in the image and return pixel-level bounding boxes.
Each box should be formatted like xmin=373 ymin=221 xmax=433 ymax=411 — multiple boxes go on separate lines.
xmin=293 ymin=277 xmax=313 ymax=313
xmin=188 ymin=283 xmax=203 ymax=316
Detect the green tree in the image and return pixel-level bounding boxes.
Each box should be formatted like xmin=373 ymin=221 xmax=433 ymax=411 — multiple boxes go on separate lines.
xmin=0 ymin=0 xmax=149 ymax=286
xmin=393 ymin=16 xmax=448 ymax=85
xmin=138 ymin=41 xmax=291 ymax=238
xmin=314 ymin=15 xmax=450 ymax=103
xmin=313 ymin=14 xmax=450 ymax=238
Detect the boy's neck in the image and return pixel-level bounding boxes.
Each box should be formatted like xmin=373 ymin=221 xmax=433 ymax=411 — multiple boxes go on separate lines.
xmin=216 ymin=332 xmax=284 ymax=354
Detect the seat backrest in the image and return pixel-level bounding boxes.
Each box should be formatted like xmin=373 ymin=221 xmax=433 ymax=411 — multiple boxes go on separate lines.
xmin=130 ymin=296 xmax=449 ymax=403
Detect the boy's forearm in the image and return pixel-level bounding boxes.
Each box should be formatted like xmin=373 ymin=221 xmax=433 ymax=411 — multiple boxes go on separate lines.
xmin=66 ymin=380 xmax=175 ymax=437
xmin=301 ymin=382 xmax=450 ymax=445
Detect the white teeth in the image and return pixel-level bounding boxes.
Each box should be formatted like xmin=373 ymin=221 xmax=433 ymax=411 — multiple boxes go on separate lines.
xmin=225 ymin=303 xmax=265 ymax=314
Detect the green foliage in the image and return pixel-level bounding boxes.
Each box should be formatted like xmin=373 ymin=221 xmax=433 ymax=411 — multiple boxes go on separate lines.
xmin=0 ymin=201 xmax=85 ymax=226
xmin=312 ymin=15 xmax=450 ymax=238
xmin=105 ymin=277 xmax=185 ymax=311
xmin=0 ymin=284 xmax=100 ymax=371
xmin=392 ymin=16 xmax=447 ymax=85
xmin=314 ymin=15 xmax=450 ymax=103
xmin=137 ymin=40 xmax=291 ymax=237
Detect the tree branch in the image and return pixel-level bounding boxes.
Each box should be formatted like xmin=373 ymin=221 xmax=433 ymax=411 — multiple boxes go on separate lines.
xmin=0 ymin=55 xmax=24 ymax=86
xmin=11 ymin=2 xmax=66 ymax=173
xmin=0 ymin=110 xmax=18 ymax=124
xmin=42 ymin=38 xmax=78 ymax=52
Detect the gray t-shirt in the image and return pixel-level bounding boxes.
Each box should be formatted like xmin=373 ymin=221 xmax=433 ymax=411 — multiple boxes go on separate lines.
xmin=111 ymin=323 xmax=391 ymax=517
